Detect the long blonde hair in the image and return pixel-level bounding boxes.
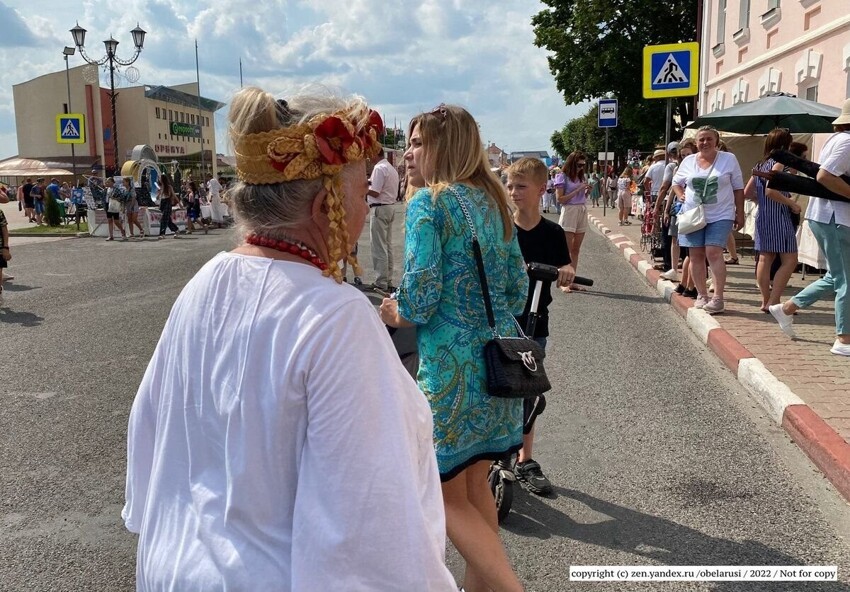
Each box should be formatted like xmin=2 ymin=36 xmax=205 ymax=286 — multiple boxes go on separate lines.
xmin=408 ymin=105 xmax=513 ymax=241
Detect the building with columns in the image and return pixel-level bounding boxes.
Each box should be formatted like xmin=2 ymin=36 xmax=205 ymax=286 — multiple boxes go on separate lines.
xmin=10 ymin=64 xmax=223 ymax=176
xmin=699 ymin=0 xmax=850 ymax=153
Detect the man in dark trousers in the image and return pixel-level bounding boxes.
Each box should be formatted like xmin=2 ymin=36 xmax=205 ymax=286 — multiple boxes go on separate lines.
xmin=506 ymin=157 xmax=575 ymax=495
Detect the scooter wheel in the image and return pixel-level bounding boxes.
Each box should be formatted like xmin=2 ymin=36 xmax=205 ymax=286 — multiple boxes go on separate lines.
xmin=488 ymin=466 xmax=513 ymax=523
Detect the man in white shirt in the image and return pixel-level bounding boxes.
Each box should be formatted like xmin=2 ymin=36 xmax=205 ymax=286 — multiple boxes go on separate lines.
xmin=206 ymin=173 xmax=224 ymax=227
xmin=644 ymin=148 xmax=667 ymax=206
xmin=770 ymin=99 xmax=850 ymax=356
xmin=367 ymin=150 xmax=400 ymax=292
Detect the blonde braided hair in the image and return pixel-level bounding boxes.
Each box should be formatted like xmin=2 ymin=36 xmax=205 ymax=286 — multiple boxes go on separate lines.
xmin=227 ymin=87 xmax=382 ymax=282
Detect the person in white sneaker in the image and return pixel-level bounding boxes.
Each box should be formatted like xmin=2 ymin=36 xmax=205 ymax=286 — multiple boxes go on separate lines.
xmin=671 ymin=126 xmax=745 ymax=315
xmin=658 ymin=140 xmax=697 ymax=282
xmin=769 ymin=100 xmax=850 ymax=356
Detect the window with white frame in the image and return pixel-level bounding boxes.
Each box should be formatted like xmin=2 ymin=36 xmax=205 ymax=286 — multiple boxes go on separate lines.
xmin=805 ymin=85 xmax=818 ymax=102
xmin=739 ymin=0 xmax=750 ymax=30
xmin=717 ymin=0 xmax=727 ymax=44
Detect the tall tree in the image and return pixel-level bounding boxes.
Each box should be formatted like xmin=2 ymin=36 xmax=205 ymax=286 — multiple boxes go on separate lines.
xmin=533 ymin=0 xmax=698 ymax=152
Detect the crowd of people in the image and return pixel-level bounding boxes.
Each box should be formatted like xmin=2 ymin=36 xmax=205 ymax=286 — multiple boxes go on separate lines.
xmin=599 ymin=100 xmax=850 ymax=356
xmin=7 ymin=171 xmax=233 ymax=242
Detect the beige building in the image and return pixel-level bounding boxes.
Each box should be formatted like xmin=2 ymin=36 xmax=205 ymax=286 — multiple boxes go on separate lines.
xmin=699 ymin=0 xmax=850 ymax=153
xmin=11 ymin=65 xmax=224 ymax=175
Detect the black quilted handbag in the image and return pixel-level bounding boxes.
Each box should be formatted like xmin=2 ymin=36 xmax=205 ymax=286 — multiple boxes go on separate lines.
xmin=484 ymin=337 xmax=551 ymax=398
xmin=454 ymin=188 xmax=552 ymax=399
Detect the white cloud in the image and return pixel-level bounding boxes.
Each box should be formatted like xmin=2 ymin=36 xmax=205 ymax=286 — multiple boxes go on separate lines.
xmin=0 ymin=0 xmax=587 ymax=161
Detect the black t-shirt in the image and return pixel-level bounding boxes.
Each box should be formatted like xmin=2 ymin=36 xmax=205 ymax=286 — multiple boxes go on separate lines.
xmin=22 ymin=183 xmax=33 ymax=201
xmin=515 ymin=217 xmax=571 ymax=338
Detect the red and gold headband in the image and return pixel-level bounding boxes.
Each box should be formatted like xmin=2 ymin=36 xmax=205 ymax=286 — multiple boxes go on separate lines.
xmin=235 ymin=108 xmax=384 ymax=185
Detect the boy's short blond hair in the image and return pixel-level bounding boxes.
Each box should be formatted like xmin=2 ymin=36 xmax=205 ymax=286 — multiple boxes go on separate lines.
xmin=506 ymin=157 xmax=549 ymax=186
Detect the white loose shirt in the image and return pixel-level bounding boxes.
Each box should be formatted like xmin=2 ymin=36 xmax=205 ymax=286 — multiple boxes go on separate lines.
xmin=206 ymin=177 xmax=222 ymax=197
xmin=805 ymin=131 xmax=850 ymax=227
xmin=645 ymin=161 xmax=666 ymax=195
xmin=368 ymin=159 xmax=400 ymax=205
xmin=672 ymin=151 xmax=744 ymax=223
xmin=123 ymin=253 xmax=455 ymax=592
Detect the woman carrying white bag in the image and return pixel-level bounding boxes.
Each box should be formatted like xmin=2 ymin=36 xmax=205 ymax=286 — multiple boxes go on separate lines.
xmin=671 ymin=125 xmax=745 ymax=315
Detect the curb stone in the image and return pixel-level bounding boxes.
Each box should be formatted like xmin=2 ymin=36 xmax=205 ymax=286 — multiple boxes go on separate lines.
xmin=588 ymin=213 xmax=850 ymax=503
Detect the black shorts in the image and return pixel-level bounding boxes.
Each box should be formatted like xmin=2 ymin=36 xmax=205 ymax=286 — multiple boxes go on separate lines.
xmin=106 ymin=211 xmax=121 ymax=220
xmin=24 ymin=198 xmax=34 ymax=208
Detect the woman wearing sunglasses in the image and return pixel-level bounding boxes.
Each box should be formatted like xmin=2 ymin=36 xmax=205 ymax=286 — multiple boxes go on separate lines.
xmin=555 ymin=151 xmax=591 ymax=291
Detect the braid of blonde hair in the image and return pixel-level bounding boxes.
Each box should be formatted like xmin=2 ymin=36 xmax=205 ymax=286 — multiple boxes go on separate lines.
xmin=321 ymin=175 xmax=361 ymax=283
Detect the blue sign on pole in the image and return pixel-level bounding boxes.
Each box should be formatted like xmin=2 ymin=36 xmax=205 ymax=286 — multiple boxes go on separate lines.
xmin=56 ymin=113 xmax=85 ymax=144
xmin=598 ymin=99 xmax=618 ymax=128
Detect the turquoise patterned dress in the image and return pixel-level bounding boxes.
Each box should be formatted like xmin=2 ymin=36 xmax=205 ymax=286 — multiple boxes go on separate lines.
xmin=397 ymin=183 xmax=528 ymax=481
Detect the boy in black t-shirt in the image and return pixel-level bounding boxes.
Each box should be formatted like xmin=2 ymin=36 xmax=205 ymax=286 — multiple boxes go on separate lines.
xmin=507 ymin=158 xmax=574 ymax=495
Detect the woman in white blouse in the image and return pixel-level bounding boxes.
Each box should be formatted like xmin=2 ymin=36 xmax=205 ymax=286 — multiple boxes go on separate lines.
xmin=672 ymin=126 xmax=745 ymax=315
xmin=123 ymin=87 xmax=457 ymax=591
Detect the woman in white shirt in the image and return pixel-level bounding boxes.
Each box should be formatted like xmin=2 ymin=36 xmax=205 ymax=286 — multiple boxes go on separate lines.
xmin=123 ymin=87 xmax=457 ymax=591
xmin=672 ymin=126 xmax=745 ymax=315
xmin=769 ymin=101 xmax=850 ymax=356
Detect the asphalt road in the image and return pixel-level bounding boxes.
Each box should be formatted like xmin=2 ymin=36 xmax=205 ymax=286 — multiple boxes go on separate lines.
xmin=1 ymin=213 xmax=849 ymax=591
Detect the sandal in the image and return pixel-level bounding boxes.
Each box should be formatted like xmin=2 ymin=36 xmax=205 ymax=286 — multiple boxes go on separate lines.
xmin=725 ymin=257 xmax=739 ymax=265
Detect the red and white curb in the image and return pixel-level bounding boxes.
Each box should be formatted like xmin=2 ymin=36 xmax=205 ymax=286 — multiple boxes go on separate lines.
xmin=588 ymin=213 xmax=850 ymax=503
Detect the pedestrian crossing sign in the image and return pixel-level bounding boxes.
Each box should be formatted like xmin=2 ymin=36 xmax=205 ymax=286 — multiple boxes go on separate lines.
xmin=643 ymin=42 xmax=699 ymax=99
xmin=56 ymin=114 xmax=85 ymax=144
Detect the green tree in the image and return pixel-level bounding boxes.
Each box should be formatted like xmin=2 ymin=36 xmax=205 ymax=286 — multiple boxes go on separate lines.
xmin=533 ymin=0 xmax=698 ymax=152
xmin=550 ymin=130 xmax=567 ymax=159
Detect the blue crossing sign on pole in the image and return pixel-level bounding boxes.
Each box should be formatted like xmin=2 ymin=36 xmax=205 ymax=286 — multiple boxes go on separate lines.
xmin=56 ymin=113 xmax=86 ymax=144
xmin=598 ymin=98 xmax=618 ymax=128
xmin=643 ymin=42 xmax=699 ymax=99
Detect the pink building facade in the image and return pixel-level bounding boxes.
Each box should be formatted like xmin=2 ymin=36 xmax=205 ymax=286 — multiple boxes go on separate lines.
xmin=699 ymin=0 xmax=850 ymax=154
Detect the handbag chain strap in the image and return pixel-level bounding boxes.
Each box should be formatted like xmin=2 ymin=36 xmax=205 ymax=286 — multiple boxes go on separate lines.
xmin=452 ymin=187 xmax=500 ymax=338
xmin=452 ymin=187 xmax=529 ymax=340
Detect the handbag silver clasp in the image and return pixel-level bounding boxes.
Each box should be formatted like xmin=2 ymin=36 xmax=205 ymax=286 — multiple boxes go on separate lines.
xmin=519 ymin=350 xmax=537 ymax=372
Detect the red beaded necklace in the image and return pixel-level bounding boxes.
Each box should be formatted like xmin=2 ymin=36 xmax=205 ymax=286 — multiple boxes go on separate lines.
xmin=245 ymin=234 xmax=328 ymax=271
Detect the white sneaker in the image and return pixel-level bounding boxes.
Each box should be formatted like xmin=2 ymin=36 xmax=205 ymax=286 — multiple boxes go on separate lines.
xmin=694 ymin=294 xmax=710 ymax=309
xmin=703 ymin=297 xmax=725 ymax=315
xmin=661 ymin=268 xmax=678 ymax=281
xmin=769 ymin=304 xmax=797 ymax=339
xmin=830 ymin=340 xmax=850 ymax=356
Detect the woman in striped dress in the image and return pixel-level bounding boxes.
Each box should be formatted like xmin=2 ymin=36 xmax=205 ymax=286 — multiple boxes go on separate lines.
xmin=749 ymin=128 xmax=800 ymax=311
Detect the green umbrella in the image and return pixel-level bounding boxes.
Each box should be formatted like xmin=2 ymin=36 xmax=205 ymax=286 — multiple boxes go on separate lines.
xmin=686 ymin=92 xmax=841 ymax=135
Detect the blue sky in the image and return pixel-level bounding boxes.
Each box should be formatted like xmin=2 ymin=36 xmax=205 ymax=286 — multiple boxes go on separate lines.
xmin=0 ymin=0 xmax=590 ymax=161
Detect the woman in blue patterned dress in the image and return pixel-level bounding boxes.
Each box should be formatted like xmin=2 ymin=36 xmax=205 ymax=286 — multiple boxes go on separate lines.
xmin=746 ymin=128 xmax=800 ymax=311
xmin=380 ymin=104 xmax=527 ymax=592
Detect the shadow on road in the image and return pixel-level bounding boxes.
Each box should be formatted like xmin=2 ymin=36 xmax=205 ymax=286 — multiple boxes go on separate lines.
xmin=576 ymin=290 xmax=664 ymax=305
xmin=0 ymin=306 xmax=44 ymax=326
xmin=503 ymin=488 xmax=849 ymax=591
xmin=1 ymin=282 xmax=38 ymax=293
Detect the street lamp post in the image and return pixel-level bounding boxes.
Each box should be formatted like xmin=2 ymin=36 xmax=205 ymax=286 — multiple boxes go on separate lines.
xmin=70 ymin=22 xmax=146 ymax=175
xmin=62 ymin=46 xmax=77 ymax=181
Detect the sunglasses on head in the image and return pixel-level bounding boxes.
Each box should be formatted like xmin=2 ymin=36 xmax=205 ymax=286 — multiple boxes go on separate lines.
xmin=431 ymin=104 xmax=447 ymax=120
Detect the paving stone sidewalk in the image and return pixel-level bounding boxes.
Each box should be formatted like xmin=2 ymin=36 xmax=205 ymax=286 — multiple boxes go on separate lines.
xmin=586 ymin=205 xmax=849 ymax=450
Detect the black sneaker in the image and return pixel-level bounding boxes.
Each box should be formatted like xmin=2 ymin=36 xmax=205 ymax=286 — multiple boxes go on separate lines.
xmin=514 ymin=459 xmax=552 ymax=495
xmin=675 ymin=284 xmax=686 ymax=295
xmin=683 ymin=287 xmax=698 ymax=299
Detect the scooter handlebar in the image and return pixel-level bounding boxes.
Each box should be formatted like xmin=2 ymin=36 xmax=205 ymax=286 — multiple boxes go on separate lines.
xmin=526 ymin=262 xmax=593 ymax=286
